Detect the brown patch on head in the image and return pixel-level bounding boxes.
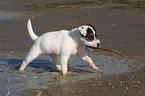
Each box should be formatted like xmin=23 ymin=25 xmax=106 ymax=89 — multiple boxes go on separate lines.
xmin=90 ymin=33 xmax=94 ymax=36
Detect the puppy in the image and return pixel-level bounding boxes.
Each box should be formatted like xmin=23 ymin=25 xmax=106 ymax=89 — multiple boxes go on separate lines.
xmin=19 ymin=19 xmax=102 ymax=76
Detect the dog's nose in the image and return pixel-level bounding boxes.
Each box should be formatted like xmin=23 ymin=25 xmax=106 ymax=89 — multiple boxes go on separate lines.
xmin=97 ymin=43 xmax=100 ymax=47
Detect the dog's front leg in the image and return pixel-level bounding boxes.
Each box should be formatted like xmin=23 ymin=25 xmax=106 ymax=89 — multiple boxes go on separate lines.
xmin=60 ymin=55 xmax=71 ymax=76
xmin=78 ymin=47 xmax=102 ymax=72
xmin=81 ymin=55 xmax=102 ymax=72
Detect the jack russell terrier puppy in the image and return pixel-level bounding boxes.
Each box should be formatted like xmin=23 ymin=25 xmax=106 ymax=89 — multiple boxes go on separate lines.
xmin=19 ymin=19 xmax=102 ymax=76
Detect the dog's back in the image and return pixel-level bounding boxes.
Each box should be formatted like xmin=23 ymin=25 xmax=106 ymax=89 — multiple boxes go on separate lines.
xmin=27 ymin=19 xmax=78 ymax=55
xmin=36 ymin=30 xmax=73 ymax=55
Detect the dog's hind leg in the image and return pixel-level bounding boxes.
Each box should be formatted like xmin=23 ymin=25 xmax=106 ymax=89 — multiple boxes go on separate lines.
xmin=50 ymin=54 xmax=61 ymax=71
xmin=19 ymin=46 xmax=41 ymax=72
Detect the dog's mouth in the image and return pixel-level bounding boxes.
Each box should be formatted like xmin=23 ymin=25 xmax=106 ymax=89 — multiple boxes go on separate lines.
xmin=85 ymin=42 xmax=101 ymax=48
xmin=86 ymin=45 xmax=99 ymax=49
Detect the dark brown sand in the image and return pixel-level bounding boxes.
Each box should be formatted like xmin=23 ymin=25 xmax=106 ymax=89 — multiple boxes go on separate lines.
xmin=0 ymin=0 xmax=144 ymax=96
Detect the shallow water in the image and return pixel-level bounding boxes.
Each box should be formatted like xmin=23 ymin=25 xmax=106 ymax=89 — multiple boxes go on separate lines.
xmin=0 ymin=53 xmax=135 ymax=95
xmin=0 ymin=11 xmax=22 ymax=20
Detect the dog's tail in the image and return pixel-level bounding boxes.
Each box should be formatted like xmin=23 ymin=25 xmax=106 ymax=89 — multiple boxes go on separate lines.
xmin=27 ymin=19 xmax=38 ymax=41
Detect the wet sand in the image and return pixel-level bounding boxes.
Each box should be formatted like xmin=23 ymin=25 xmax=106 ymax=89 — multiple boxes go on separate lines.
xmin=0 ymin=0 xmax=145 ymax=96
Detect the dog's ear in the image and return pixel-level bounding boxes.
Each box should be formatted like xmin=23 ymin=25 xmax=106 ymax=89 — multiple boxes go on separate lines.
xmin=77 ymin=26 xmax=87 ymax=37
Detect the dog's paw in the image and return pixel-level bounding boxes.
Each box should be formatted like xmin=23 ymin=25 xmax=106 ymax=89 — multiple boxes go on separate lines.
xmin=97 ymin=69 xmax=103 ymax=72
xmin=19 ymin=69 xmax=25 ymax=73
xmin=91 ymin=67 xmax=102 ymax=72
xmin=93 ymin=68 xmax=102 ymax=73
xmin=62 ymin=72 xmax=71 ymax=77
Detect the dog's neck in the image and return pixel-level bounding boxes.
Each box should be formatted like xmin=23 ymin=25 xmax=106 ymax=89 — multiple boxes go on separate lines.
xmin=69 ymin=28 xmax=79 ymax=41
xmin=69 ymin=28 xmax=85 ymax=46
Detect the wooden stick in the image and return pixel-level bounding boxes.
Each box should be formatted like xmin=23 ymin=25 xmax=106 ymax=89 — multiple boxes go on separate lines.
xmin=86 ymin=45 xmax=122 ymax=55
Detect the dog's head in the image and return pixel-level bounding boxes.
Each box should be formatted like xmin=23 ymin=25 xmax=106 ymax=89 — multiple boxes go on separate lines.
xmin=78 ymin=24 xmax=100 ymax=47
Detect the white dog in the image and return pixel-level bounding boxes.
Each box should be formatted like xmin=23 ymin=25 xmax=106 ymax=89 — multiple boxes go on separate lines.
xmin=19 ymin=19 xmax=102 ymax=76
